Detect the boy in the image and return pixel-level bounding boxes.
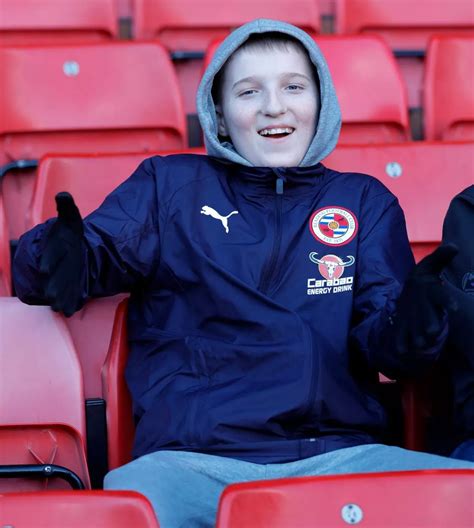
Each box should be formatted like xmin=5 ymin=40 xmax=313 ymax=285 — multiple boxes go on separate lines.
xmin=14 ymin=19 xmax=473 ymax=527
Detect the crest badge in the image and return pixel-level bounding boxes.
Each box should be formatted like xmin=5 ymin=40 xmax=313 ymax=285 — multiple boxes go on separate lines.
xmin=309 ymin=206 xmax=358 ymax=246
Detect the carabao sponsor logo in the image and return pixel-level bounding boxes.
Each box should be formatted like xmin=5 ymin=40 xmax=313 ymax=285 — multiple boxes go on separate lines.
xmin=307 ymin=252 xmax=355 ymax=296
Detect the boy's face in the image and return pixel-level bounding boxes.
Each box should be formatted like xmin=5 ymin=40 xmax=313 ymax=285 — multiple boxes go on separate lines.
xmin=216 ymin=44 xmax=319 ymax=167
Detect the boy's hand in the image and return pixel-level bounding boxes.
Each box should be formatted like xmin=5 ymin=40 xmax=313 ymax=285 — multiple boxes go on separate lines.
xmin=39 ymin=192 xmax=86 ymax=317
xmin=392 ymin=244 xmax=458 ymax=354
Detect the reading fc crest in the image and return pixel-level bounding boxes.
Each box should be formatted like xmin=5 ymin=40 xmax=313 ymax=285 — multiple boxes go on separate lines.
xmin=309 ymin=206 xmax=358 ymax=246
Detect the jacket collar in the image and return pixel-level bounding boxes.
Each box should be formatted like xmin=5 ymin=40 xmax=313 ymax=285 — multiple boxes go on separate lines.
xmin=209 ymin=156 xmax=329 ymax=197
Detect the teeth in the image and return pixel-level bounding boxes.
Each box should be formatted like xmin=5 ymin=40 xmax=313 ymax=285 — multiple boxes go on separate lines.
xmin=259 ymin=127 xmax=294 ymax=136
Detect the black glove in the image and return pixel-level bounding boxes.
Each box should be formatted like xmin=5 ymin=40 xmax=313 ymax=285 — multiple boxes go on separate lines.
xmin=39 ymin=192 xmax=86 ymax=317
xmin=392 ymin=243 xmax=458 ymax=354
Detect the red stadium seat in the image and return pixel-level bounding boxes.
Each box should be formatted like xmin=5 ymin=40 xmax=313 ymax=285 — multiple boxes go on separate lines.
xmin=335 ymin=0 xmax=474 ymax=108
xmin=63 ymin=296 xmax=127 ymax=400
xmin=0 ymin=491 xmax=159 ymax=528
xmin=335 ymin=0 xmax=474 ymax=51
xmin=216 ymin=470 xmax=474 ymax=527
xmin=0 ymin=42 xmax=186 ymax=238
xmin=0 ymin=0 xmax=118 ymax=45
xmin=317 ymin=36 xmax=409 ymax=143
xmin=63 ymin=296 xmax=129 ymax=489
xmin=424 ymin=35 xmax=474 ymax=141
xmin=27 ymin=150 xmax=204 ymax=399
xmin=102 ymin=298 xmax=134 ymax=470
xmin=0 ymin=195 xmax=11 ymax=296
xmin=27 ymin=153 xmax=149 ymax=229
xmin=205 ymin=35 xmax=409 ymax=144
xmin=0 ymin=297 xmax=90 ymax=491
xmin=133 ymin=0 xmax=320 ymax=43
xmin=324 ymin=141 xmax=474 ymax=262
xmin=25 ymin=151 xmax=199 ymax=481
xmin=133 ymin=0 xmax=320 ymax=120
xmin=24 ymin=151 xmax=200 ymax=472
xmin=28 ymin=151 xmax=204 ymax=229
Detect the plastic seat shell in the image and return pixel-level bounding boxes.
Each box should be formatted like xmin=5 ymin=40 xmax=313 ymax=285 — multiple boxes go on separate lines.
xmin=424 ymin=35 xmax=474 ymax=141
xmin=0 ymin=490 xmax=160 ymax=527
xmin=217 ymin=469 xmax=474 ymax=527
xmin=0 ymin=298 xmax=90 ymax=490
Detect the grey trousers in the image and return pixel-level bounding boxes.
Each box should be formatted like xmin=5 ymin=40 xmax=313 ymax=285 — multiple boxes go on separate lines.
xmin=104 ymin=444 xmax=474 ymax=528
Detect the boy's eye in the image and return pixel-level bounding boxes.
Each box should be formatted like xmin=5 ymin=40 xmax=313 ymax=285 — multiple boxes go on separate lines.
xmin=238 ymin=89 xmax=258 ymax=97
xmin=286 ymin=84 xmax=303 ymax=91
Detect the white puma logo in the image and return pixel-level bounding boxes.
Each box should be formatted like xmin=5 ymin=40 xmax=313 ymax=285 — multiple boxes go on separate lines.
xmin=200 ymin=205 xmax=239 ymax=234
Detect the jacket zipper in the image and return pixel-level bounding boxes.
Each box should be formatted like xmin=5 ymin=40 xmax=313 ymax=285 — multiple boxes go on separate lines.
xmin=301 ymin=321 xmax=318 ymax=421
xmin=259 ymin=176 xmax=284 ymax=294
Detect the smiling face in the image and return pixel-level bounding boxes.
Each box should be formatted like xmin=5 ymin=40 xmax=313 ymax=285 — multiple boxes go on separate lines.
xmin=215 ymin=42 xmax=320 ymax=167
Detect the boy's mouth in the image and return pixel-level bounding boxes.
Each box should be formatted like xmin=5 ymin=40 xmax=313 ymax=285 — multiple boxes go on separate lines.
xmin=258 ymin=127 xmax=295 ymax=138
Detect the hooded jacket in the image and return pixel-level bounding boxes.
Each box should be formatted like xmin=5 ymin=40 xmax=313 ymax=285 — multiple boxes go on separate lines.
xmin=441 ymin=185 xmax=474 ymax=440
xmin=14 ymin=20 xmax=433 ymax=463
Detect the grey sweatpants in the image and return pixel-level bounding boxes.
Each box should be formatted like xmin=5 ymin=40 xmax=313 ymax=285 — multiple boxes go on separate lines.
xmin=104 ymin=444 xmax=474 ymax=528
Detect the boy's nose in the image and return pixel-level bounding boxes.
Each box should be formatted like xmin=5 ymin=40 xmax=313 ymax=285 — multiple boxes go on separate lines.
xmin=262 ymin=90 xmax=287 ymax=116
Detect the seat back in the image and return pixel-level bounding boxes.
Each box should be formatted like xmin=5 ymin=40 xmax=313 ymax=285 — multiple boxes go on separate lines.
xmin=28 ymin=150 xmax=205 ymax=228
xmin=133 ymin=0 xmax=320 ymax=45
xmin=0 ymin=42 xmax=186 ymax=238
xmin=217 ymin=470 xmax=474 ymax=527
xmin=335 ymin=0 xmax=474 ymax=108
xmin=0 ymin=490 xmax=159 ymax=528
xmin=335 ymin=0 xmax=474 ymax=52
xmin=205 ymin=35 xmax=409 ymax=143
xmin=0 ymin=195 xmax=10 ymax=296
xmin=28 ymin=153 xmax=150 ymax=229
xmin=0 ymin=297 xmax=89 ymax=490
xmin=317 ymin=36 xmax=409 ymax=143
xmin=102 ymin=298 xmax=134 ymax=470
xmin=0 ymin=43 xmax=184 ymax=147
xmin=324 ymin=141 xmax=474 ymax=262
xmin=133 ymin=0 xmax=320 ymax=120
xmin=424 ymin=35 xmax=474 ymax=141
xmin=0 ymin=0 xmax=118 ymax=45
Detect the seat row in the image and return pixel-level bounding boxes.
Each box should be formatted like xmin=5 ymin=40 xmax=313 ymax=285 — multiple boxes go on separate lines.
xmin=1 ymin=296 xmax=473 ymax=526
xmin=3 ymin=0 xmax=473 ymax=108
xmin=1 ymin=474 xmax=472 ymax=527
xmin=1 ymin=33 xmax=471 ymax=140
xmin=2 ymin=0 xmax=472 ymax=44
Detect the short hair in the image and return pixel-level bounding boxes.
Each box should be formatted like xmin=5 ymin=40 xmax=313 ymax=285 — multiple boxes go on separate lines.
xmin=212 ymin=32 xmax=317 ymax=105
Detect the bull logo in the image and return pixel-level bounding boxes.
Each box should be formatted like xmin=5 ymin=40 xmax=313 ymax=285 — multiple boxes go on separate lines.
xmin=309 ymin=252 xmax=355 ymax=280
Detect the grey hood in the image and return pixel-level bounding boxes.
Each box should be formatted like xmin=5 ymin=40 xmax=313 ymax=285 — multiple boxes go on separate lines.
xmin=196 ymin=18 xmax=341 ymax=167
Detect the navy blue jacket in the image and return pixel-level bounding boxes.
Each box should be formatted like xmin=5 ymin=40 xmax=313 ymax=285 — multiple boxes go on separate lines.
xmin=15 ymin=154 xmax=434 ymax=463
xmin=441 ymin=186 xmax=474 ymax=440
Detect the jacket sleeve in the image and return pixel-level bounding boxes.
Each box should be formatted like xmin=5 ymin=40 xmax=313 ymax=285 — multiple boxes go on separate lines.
xmin=13 ymin=157 xmax=161 ymax=304
xmin=349 ymin=190 xmax=447 ymax=379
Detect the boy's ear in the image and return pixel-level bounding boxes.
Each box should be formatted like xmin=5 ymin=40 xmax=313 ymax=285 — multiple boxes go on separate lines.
xmin=215 ymin=104 xmax=228 ymax=137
